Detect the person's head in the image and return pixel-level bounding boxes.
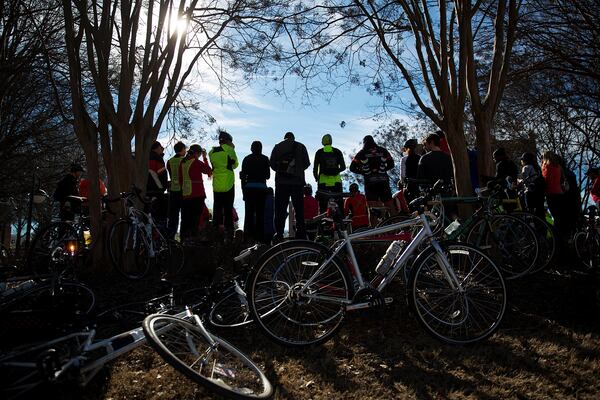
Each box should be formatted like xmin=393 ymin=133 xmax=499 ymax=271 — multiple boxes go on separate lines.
xmin=151 ymin=141 xmax=164 ymax=155
xmin=403 ymin=139 xmax=418 ymax=154
xmin=424 ymin=134 xmax=440 ymax=151
xmin=349 ymin=182 xmax=360 ymax=195
xmin=284 ymin=131 xmax=295 ymax=141
xmin=322 ymin=134 xmax=332 ymax=146
xmin=586 ymin=167 xmax=599 ymax=179
xmin=267 ymin=187 xmax=274 ymax=196
xmin=541 ymin=150 xmax=559 ymax=165
xmin=520 ymin=152 xmax=536 ymax=166
xmin=70 ymin=163 xmax=84 ymax=178
xmin=362 ymin=135 xmax=376 ymax=150
xmin=251 ymin=141 xmax=262 ymax=155
xmin=396 ymin=179 xmax=404 ymax=190
xmin=436 ymin=130 xmax=446 ymax=139
xmin=493 ymin=148 xmax=507 ymax=162
xmin=218 ymin=130 xmax=233 ymax=145
xmin=303 ymin=184 xmax=313 ymax=196
xmin=188 ymin=144 xmax=203 ymax=159
xmin=174 ymin=141 xmax=186 ymax=156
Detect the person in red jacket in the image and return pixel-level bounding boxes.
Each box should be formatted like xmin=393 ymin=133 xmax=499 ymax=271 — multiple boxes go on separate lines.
xmin=392 ymin=180 xmax=410 ymax=215
xmin=179 ymin=144 xmax=212 ymax=240
xmin=344 ymin=183 xmax=369 ymax=229
xmin=587 ymin=167 xmax=600 ymax=206
xmin=303 ymin=184 xmax=319 ymax=220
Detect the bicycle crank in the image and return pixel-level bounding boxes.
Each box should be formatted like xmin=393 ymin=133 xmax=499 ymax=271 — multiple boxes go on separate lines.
xmin=346 ymin=288 xmax=393 ymax=311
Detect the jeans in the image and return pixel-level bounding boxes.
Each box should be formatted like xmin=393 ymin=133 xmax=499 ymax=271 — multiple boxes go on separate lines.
xmin=181 ymin=197 xmax=204 ymax=240
xmin=243 ymin=188 xmax=267 ymax=243
xmin=275 ymin=184 xmax=305 ymax=239
xmin=213 ymin=188 xmax=235 ymax=234
xmin=167 ymin=191 xmax=183 ymax=239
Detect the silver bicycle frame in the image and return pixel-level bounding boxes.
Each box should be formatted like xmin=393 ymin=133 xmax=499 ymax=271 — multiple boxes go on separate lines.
xmin=299 ymin=213 xmax=464 ymax=302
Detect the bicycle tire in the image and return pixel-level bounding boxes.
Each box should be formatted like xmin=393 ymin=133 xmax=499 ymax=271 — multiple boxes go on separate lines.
xmin=108 ymin=218 xmax=151 ymax=279
xmin=143 ymin=314 xmax=273 ymax=400
xmin=209 ymin=287 xmax=253 ymax=328
xmin=27 ymin=222 xmax=79 ymax=277
xmin=466 ymin=214 xmax=538 ymax=279
xmin=407 ymin=242 xmax=507 ymax=344
xmin=0 ymin=335 xmax=81 ymax=400
xmin=248 ymin=240 xmax=354 ymax=347
xmin=574 ymin=230 xmax=600 ymax=270
xmin=510 ymin=211 xmax=557 ymax=274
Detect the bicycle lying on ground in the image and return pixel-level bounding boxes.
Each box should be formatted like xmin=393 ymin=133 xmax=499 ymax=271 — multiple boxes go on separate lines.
xmin=108 ymin=186 xmax=184 ymax=279
xmin=247 ymin=181 xmax=507 ymax=346
xmin=0 ymin=276 xmax=273 ymax=400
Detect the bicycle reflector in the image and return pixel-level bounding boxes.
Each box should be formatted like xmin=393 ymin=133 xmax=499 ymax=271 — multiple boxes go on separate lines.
xmin=65 ymin=239 xmax=78 ymax=256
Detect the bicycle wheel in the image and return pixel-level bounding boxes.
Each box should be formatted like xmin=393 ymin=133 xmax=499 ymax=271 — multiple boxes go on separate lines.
xmin=209 ymin=286 xmax=253 ymax=328
xmin=248 ymin=241 xmax=353 ymax=347
xmin=408 ymin=242 xmax=506 ymax=344
xmin=143 ymin=314 xmax=272 ymax=400
xmin=109 ymin=218 xmax=151 ymax=279
xmin=0 ymin=335 xmax=81 ymax=400
xmin=574 ymin=230 xmax=600 ymax=270
xmin=511 ymin=211 xmax=556 ymax=274
xmin=466 ymin=214 xmax=538 ymax=279
xmin=27 ymin=222 xmax=78 ymax=277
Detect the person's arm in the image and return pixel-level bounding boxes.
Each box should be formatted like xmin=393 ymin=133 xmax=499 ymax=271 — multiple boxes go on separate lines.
xmin=591 ymin=177 xmax=600 ymax=199
xmin=349 ymin=151 xmax=362 ymax=174
xmin=400 ymin=156 xmax=407 ymax=180
xmin=269 ymin=145 xmax=278 ymax=171
xmin=198 ymin=159 xmax=212 ymax=175
xmin=344 ymin=197 xmax=350 ymax=216
xmin=313 ymin=150 xmax=320 ymax=180
xmin=228 ymin=146 xmax=239 ymax=170
xmin=383 ymin=148 xmax=395 ymax=171
xmin=239 ymin=158 xmax=248 ymax=187
xmin=263 ymin=156 xmax=271 ymax=180
xmin=302 ymin=144 xmax=311 ymax=170
xmin=416 ymin=157 xmax=425 ymax=180
xmin=336 ymin=148 xmax=346 ymax=173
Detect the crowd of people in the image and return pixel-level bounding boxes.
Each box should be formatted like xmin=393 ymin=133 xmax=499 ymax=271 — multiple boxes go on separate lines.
xmin=52 ymin=129 xmax=600 ymax=246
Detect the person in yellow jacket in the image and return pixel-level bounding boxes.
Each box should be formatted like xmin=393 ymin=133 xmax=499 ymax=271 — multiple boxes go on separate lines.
xmin=166 ymin=141 xmax=187 ymax=239
xmin=313 ymin=134 xmax=346 ymax=212
xmin=209 ymin=130 xmax=238 ymax=239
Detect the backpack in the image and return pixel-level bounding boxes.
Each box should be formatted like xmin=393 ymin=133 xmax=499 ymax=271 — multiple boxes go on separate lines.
xmin=277 ymin=142 xmax=297 ymax=176
xmin=320 ymin=150 xmax=339 ymax=176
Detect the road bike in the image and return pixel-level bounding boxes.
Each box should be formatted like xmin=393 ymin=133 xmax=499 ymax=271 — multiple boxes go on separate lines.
xmin=0 ymin=281 xmax=272 ymax=400
xmin=573 ymin=205 xmax=600 ymax=271
xmin=247 ymin=181 xmax=507 ymax=346
xmin=108 ymin=187 xmax=184 ymax=279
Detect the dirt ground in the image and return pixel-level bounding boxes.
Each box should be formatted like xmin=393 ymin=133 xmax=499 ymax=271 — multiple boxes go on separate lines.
xmin=6 ymin=243 xmax=600 ymax=400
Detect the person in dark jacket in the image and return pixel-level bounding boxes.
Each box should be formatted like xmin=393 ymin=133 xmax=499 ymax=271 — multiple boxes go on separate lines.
xmin=520 ymin=152 xmax=546 ymax=220
xmin=270 ymin=131 xmax=311 ymax=241
xmin=417 ymin=134 xmax=453 ymax=185
xmin=400 ymin=138 xmax=420 ymax=203
xmin=313 ymin=134 xmax=346 ymax=212
xmin=240 ymin=141 xmax=270 ymax=243
xmin=349 ymin=135 xmax=395 ymax=208
xmin=179 ymin=144 xmax=212 ymax=240
xmin=54 ymin=163 xmax=84 ymax=221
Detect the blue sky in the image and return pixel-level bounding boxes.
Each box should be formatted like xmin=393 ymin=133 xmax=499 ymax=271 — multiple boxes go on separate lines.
xmin=160 ymin=76 xmax=409 ymax=227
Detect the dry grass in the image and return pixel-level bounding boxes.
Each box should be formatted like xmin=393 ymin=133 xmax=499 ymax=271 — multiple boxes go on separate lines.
xmin=7 ymin=243 xmax=600 ymax=400
xmin=80 ymin=260 xmax=600 ymax=400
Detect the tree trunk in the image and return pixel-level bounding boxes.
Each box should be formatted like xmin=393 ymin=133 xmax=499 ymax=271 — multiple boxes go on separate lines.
xmin=445 ymin=122 xmax=473 ymax=197
xmin=474 ymin=114 xmax=494 ymax=180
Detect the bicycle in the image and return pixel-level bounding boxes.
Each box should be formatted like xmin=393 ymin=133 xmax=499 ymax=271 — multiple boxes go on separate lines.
xmin=0 ymin=280 xmax=273 ymax=400
xmin=573 ymin=205 xmax=600 ymax=271
xmin=247 ymin=181 xmax=507 ymax=346
xmin=108 ymin=187 xmax=184 ymax=279
xmin=27 ymin=195 xmax=119 ymax=277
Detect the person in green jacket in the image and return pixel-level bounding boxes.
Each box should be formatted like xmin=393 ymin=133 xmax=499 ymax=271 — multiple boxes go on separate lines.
xmin=209 ymin=130 xmax=238 ymax=238
xmin=313 ymin=134 xmax=346 ymax=213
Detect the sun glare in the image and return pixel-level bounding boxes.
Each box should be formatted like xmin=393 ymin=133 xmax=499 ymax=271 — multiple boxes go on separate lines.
xmin=169 ymin=13 xmax=189 ymax=37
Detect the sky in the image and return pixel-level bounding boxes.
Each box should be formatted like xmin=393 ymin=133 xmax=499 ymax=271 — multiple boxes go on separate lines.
xmin=159 ymin=76 xmax=411 ymax=228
